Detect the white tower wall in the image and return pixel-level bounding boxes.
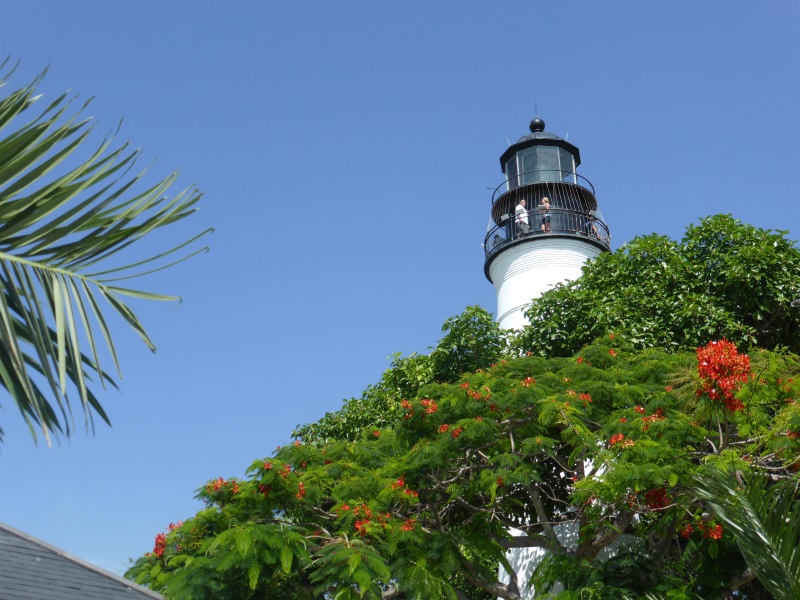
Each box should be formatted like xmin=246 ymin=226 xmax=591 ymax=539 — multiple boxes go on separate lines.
xmin=489 ymin=238 xmax=602 ymax=330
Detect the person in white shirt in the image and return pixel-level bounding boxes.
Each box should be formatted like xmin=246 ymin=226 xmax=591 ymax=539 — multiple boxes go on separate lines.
xmin=515 ymin=199 xmax=530 ymax=237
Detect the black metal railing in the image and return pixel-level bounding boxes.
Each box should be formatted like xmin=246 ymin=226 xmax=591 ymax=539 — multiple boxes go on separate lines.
xmin=484 ymin=207 xmax=610 ymax=260
xmin=491 ymin=170 xmax=595 ymax=205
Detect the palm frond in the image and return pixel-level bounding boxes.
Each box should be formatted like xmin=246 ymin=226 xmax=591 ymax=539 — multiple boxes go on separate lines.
xmin=0 ymin=66 xmax=209 ymax=445
xmin=694 ymin=468 xmax=800 ymax=599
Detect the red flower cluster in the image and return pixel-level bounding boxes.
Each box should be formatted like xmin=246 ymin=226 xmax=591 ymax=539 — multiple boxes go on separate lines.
xmin=642 ymin=408 xmax=666 ymax=431
xmin=206 ymin=477 xmax=239 ymax=495
xmin=609 ymin=433 xmax=626 ymax=447
xmin=697 ymin=340 xmax=750 ymax=412
xmin=401 ymin=399 xmax=414 ymax=419
xmin=351 ymin=504 xmax=394 ymax=536
xmin=391 ymin=476 xmax=419 ymax=498
xmin=296 ymin=482 xmax=306 ymax=499
xmin=150 ymin=522 xmax=184 ymax=558
xmin=460 ymin=382 xmax=470 ymax=389
xmin=698 ymin=521 xmax=724 ymax=540
xmin=682 ymin=521 xmax=723 ymax=540
xmin=644 ymin=488 xmax=670 ymax=510
xmin=153 ymin=532 xmax=166 ymax=558
xmin=372 ymin=430 xmax=381 ymax=437
xmin=258 ymin=484 xmax=272 ymax=497
xmin=401 ymin=519 xmax=415 ymax=531
xmin=438 ymin=424 xmax=450 ymax=433
xmin=421 ymin=399 xmax=438 ymax=414
xmin=521 ymin=377 xmax=536 ymax=387
xmin=451 ymin=427 xmax=464 ymax=439
xmin=609 ymin=349 xmax=618 ymax=357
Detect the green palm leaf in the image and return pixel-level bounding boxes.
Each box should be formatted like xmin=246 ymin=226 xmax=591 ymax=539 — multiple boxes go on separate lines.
xmin=0 ymin=65 xmax=209 ymax=445
xmin=694 ymin=468 xmax=800 ymax=599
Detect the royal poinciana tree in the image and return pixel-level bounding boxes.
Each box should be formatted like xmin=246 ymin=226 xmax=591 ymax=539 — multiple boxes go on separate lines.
xmin=127 ymin=217 xmax=800 ymax=599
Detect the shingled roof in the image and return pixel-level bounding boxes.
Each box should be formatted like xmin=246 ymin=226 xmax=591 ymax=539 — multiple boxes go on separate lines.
xmin=0 ymin=522 xmax=163 ymax=600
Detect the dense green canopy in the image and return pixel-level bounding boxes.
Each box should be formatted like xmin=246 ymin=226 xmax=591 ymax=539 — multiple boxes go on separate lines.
xmin=515 ymin=215 xmax=800 ymax=357
xmin=127 ymin=217 xmax=800 ymax=598
xmin=128 ymin=334 xmax=800 ymax=598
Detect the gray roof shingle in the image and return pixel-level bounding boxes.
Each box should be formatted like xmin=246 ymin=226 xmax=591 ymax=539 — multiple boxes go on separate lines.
xmin=0 ymin=522 xmax=163 ymax=600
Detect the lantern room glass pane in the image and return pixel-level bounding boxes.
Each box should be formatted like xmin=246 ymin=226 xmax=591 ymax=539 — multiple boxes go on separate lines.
xmin=505 ymin=156 xmax=519 ymax=190
xmin=520 ymin=148 xmax=537 ymax=183
xmin=521 ymin=146 xmax=560 ymax=184
xmin=558 ymin=148 xmax=576 ymax=181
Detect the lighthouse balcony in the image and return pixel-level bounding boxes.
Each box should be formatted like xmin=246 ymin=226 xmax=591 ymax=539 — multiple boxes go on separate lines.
xmin=484 ymin=170 xmax=610 ymax=260
xmin=483 ymin=207 xmax=610 ymax=260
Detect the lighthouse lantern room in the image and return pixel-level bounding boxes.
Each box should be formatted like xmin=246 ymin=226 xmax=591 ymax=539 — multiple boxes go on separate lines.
xmin=484 ymin=118 xmax=610 ymax=329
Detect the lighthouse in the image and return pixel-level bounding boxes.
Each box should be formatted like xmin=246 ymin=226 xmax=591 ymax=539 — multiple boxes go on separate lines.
xmin=486 ymin=118 xmax=614 ymax=596
xmin=484 ymin=118 xmax=610 ymax=329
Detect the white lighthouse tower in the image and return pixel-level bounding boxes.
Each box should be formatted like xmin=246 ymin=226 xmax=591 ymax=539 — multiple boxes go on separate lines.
xmin=484 ymin=118 xmax=610 ymax=329
xmin=486 ymin=118 xmax=614 ymax=597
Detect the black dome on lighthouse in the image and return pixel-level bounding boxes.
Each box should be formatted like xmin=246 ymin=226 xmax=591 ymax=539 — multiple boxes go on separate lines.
xmin=530 ymin=117 xmax=545 ymax=132
xmin=499 ymin=118 xmax=581 ymax=170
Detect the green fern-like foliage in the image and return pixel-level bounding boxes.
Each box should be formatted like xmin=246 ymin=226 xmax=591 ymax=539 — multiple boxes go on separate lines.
xmin=695 ymin=470 xmax=800 ymax=599
xmin=0 ymin=63 xmax=209 ymax=444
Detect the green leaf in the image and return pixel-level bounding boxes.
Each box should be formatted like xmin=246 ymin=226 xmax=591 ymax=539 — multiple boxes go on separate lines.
xmin=280 ymin=545 xmax=293 ymax=574
xmin=348 ymin=551 xmax=362 ymax=576
xmin=668 ymin=472 xmax=678 ymax=488
xmin=695 ymin=469 xmax=800 ymax=599
xmin=235 ymin=528 xmax=252 ymax=557
xmin=0 ymin=67 xmax=209 ymax=444
xmin=247 ymin=562 xmax=261 ymax=590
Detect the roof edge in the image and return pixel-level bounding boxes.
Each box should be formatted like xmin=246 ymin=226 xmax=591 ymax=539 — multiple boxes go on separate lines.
xmin=0 ymin=522 xmax=164 ymax=600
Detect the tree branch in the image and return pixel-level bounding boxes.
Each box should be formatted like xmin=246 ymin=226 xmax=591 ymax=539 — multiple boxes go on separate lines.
xmin=457 ymin=550 xmax=524 ymax=600
xmin=727 ymin=568 xmax=756 ymax=591
xmin=525 ymin=483 xmax=560 ymax=550
xmin=576 ymin=509 xmax=634 ymax=560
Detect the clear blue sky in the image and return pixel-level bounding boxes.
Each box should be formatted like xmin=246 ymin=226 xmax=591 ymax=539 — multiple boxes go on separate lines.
xmin=0 ymin=1 xmax=798 ymax=575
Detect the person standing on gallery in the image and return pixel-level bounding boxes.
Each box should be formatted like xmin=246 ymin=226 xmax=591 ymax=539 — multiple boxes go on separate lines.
xmin=515 ymin=199 xmax=530 ymax=237
xmin=540 ymin=197 xmax=551 ymax=233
